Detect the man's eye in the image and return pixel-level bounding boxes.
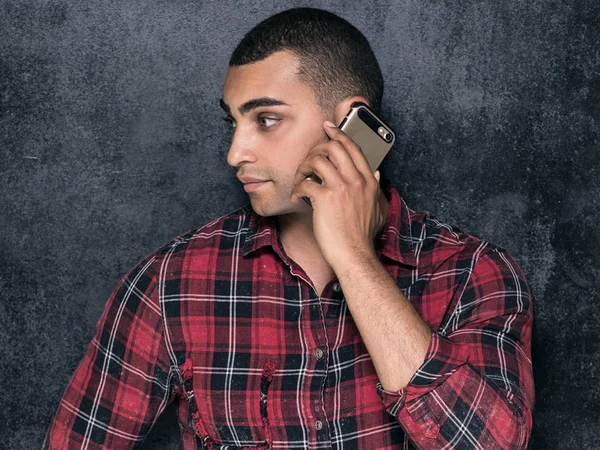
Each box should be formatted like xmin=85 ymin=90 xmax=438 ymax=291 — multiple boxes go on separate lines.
xmin=259 ymin=117 xmax=279 ymax=128
xmin=222 ymin=116 xmax=236 ymax=129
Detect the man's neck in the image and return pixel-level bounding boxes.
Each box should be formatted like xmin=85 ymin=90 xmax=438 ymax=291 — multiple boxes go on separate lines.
xmin=276 ymin=206 xmax=318 ymax=252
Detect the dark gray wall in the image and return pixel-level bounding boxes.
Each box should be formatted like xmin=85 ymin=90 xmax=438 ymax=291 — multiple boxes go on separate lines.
xmin=1 ymin=0 xmax=598 ymax=448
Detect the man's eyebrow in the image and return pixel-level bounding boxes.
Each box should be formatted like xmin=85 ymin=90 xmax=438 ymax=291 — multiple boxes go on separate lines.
xmin=219 ymin=97 xmax=290 ymax=116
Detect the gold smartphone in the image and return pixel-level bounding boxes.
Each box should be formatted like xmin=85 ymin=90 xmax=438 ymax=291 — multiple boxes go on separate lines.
xmin=338 ymin=101 xmax=395 ymax=171
xmin=302 ymin=101 xmax=395 ymax=205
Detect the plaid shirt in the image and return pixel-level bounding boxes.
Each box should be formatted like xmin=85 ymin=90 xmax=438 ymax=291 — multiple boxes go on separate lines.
xmin=44 ymin=177 xmax=534 ymax=449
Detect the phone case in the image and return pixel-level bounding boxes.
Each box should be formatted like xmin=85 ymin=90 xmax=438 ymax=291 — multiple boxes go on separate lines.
xmin=339 ymin=102 xmax=395 ymax=172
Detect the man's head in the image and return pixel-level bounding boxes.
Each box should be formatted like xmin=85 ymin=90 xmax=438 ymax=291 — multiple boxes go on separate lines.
xmin=221 ymin=8 xmax=383 ymax=217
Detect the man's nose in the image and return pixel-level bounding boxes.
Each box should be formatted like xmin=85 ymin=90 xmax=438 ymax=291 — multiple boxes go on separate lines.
xmin=226 ymin=132 xmax=258 ymax=167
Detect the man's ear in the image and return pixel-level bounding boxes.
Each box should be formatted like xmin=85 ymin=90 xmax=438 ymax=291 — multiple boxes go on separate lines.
xmin=333 ymin=96 xmax=370 ymax=127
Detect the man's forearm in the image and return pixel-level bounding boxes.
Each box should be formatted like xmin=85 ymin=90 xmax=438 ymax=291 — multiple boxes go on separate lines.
xmin=333 ymin=249 xmax=432 ymax=391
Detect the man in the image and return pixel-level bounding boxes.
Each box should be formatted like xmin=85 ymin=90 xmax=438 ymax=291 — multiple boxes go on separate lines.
xmin=44 ymin=7 xmax=534 ymax=450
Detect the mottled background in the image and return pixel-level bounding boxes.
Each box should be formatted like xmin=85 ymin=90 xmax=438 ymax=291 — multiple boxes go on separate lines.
xmin=1 ymin=0 xmax=598 ymax=448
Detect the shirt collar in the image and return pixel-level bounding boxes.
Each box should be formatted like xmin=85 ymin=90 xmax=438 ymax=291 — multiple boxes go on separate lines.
xmin=241 ymin=174 xmax=417 ymax=267
xmin=375 ymin=174 xmax=417 ymax=266
xmin=241 ymin=210 xmax=280 ymax=257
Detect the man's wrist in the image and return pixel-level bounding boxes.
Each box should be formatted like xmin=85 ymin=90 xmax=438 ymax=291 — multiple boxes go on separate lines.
xmin=332 ymin=244 xmax=381 ymax=280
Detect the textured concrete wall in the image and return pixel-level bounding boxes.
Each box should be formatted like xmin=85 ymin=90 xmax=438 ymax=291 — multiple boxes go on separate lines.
xmin=1 ymin=1 xmax=598 ymax=448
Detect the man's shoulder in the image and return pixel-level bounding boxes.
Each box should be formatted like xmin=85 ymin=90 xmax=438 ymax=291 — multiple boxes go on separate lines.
xmin=160 ymin=204 xmax=254 ymax=253
xmin=406 ymin=206 xmax=509 ymax=272
xmin=136 ymin=204 xmax=255 ymax=274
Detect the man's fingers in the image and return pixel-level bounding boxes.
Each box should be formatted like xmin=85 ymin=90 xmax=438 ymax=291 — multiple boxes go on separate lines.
xmin=314 ymin=140 xmax=361 ymax=183
xmin=293 ymin=154 xmax=342 ymax=187
xmin=299 ymin=140 xmax=360 ymax=185
xmin=291 ymin=176 xmax=322 ymax=204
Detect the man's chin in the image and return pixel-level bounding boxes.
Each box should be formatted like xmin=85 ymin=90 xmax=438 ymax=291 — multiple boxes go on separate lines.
xmin=249 ymin=198 xmax=307 ymax=218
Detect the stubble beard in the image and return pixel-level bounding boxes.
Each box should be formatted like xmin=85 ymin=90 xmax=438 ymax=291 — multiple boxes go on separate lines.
xmin=251 ymin=129 xmax=330 ymax=217
xmin=250 ymin=178 xmax=306 ymax=218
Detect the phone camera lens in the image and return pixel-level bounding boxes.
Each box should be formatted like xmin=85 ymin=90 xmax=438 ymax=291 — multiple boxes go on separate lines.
xmin=378 ymin=126 xmax=392 ymax=143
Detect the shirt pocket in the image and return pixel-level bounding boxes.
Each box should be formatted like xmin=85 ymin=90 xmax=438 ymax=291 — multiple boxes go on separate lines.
xmin=180 ymin=358 xmax=275 ymax=449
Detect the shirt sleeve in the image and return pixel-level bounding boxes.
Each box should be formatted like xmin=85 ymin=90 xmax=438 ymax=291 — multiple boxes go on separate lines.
xmin=43 ymin=253 xmax=176 ymax=449
xmin=377 ymin=246 xmax=534 ymax=449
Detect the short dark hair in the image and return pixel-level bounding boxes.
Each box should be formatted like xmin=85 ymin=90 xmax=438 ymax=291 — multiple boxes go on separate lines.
xmin=229 ymin=8 xmax=384 ymax=114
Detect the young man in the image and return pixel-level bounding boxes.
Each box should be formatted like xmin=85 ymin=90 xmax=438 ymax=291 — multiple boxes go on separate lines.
xmin=45 ymin=8 xmax=534 ymax=450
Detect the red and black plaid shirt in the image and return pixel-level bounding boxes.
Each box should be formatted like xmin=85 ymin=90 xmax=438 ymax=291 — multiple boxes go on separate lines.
xmin=44 ymin=177 xmax=534 ymax=449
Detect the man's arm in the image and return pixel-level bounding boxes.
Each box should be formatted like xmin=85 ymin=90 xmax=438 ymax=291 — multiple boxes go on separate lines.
xmin=334 ymin=245 xmax=534 ymax=450
xmin=292 ymin=121 xmax=534 ymax=448
xmin=44 ymin=254 xmax=176 ymax=449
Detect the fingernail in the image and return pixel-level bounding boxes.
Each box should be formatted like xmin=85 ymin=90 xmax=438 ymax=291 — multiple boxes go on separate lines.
xmin=324 ymin=120 xmax=336 ymax=128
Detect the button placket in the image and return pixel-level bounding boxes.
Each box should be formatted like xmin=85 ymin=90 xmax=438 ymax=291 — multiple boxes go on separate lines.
xmin=306 ymin=293 xmax=330 ymax=445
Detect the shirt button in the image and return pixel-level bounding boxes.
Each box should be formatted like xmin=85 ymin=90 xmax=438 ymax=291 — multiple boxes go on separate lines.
xmin=314 ymin=420 xmax=323 ymax=431
xmin=333 ymin=283 xmax=342 ymax=293
xmin=314 ymin=348 xmax=324 ymax=359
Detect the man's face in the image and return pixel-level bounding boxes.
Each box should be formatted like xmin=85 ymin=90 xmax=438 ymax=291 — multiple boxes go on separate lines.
xmin=221 ymin=50 xmax=330 ymax=217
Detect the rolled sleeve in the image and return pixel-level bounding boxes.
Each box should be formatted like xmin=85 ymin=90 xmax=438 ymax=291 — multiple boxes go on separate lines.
xmin=377 ymin=331 xmax=469 ymax=413
xmin=378 ymin=247 xmax=534 ymax=449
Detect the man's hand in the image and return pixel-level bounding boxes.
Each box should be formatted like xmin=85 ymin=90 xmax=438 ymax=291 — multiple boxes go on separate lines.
xmin=291 ymin=121 xmax=386 ymax=269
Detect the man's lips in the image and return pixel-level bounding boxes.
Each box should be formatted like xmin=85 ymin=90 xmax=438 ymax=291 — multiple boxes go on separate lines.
xmin=237 ymin=176 xmax=271 ymax=192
